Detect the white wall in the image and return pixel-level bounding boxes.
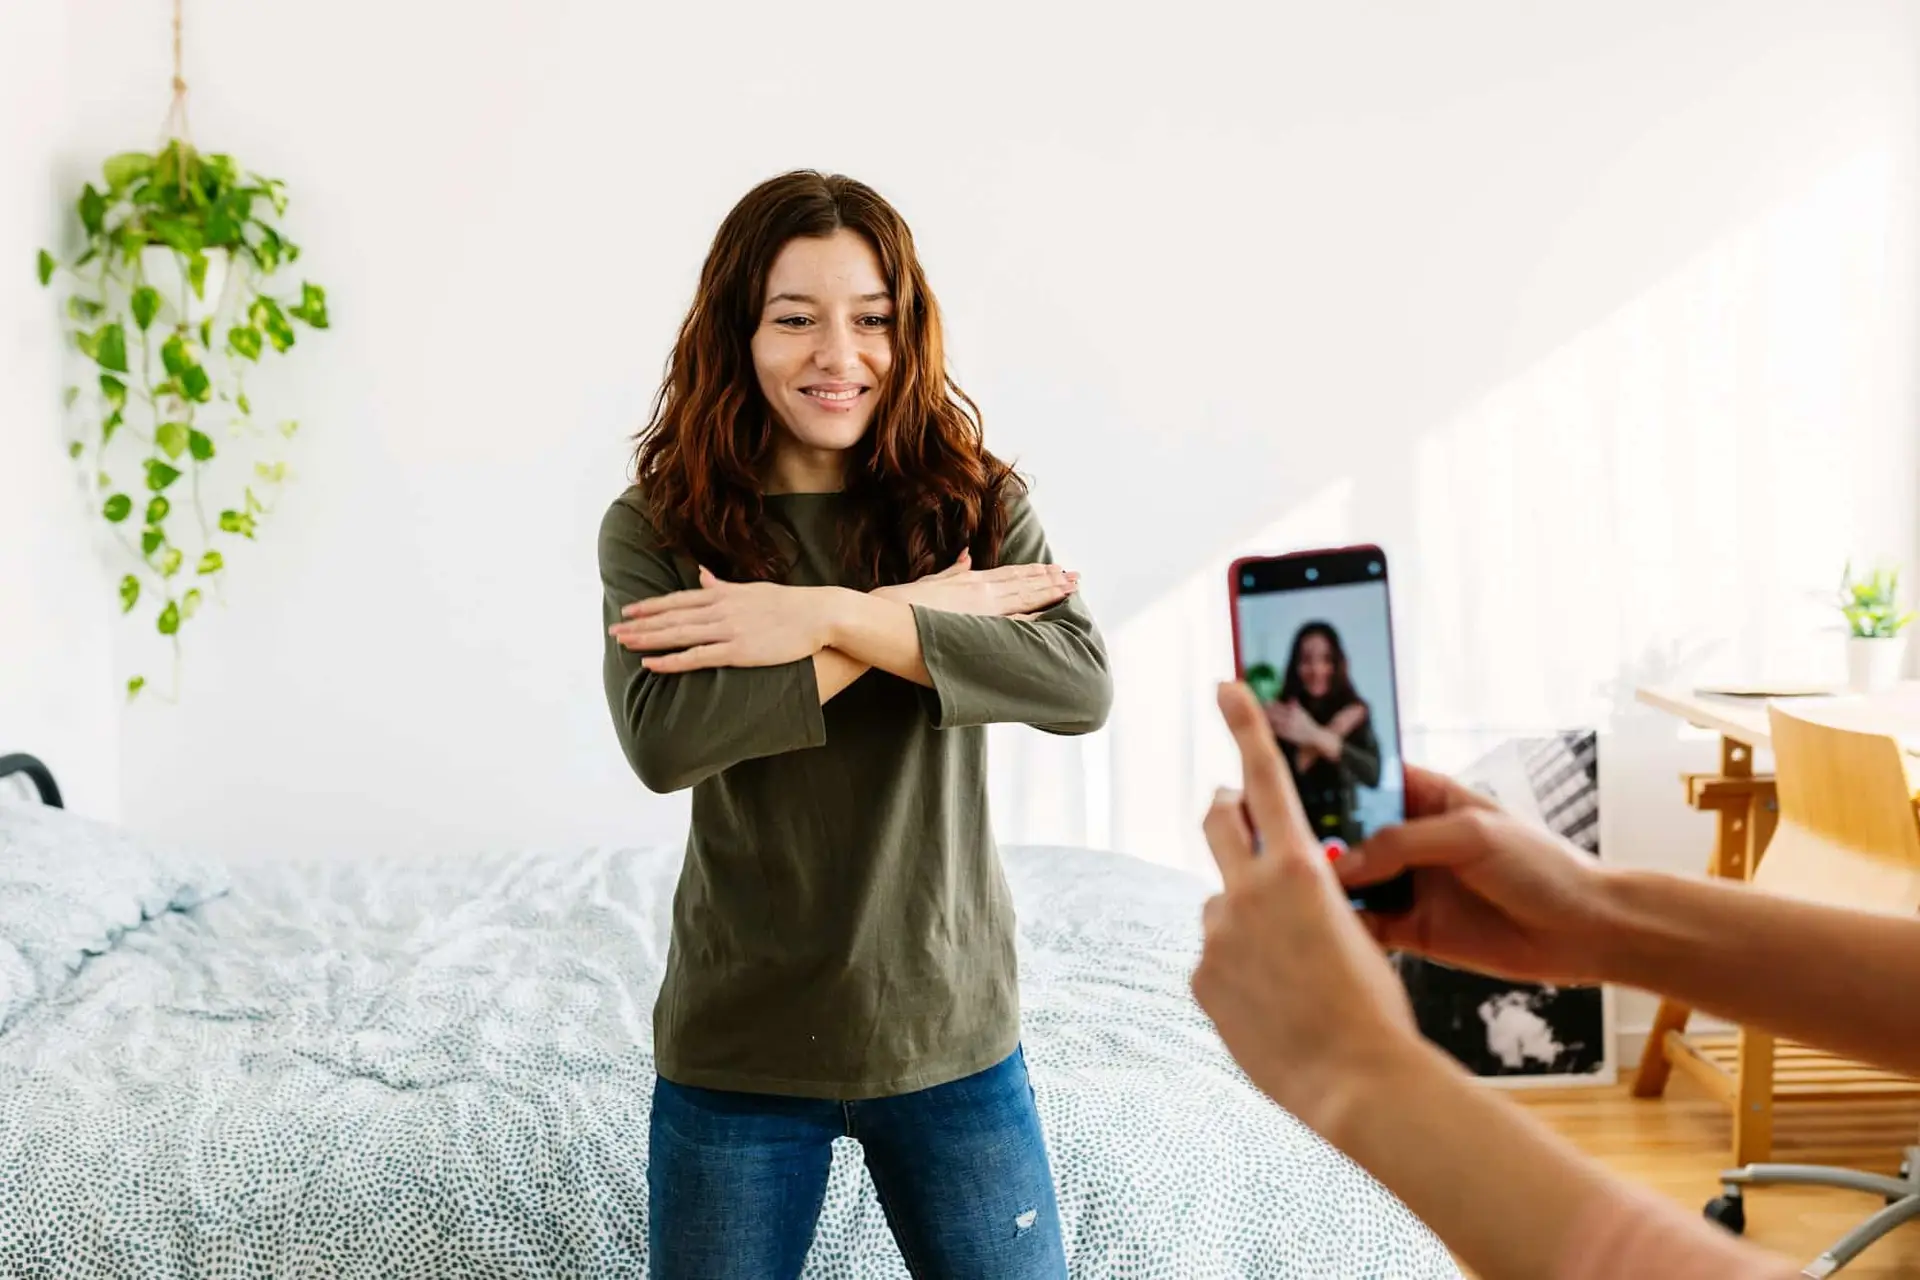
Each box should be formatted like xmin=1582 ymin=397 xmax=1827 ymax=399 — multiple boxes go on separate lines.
xmin=30 ymin=0 xmax=1920 ymax=1016
xmin=0 ymin=2 xmax=121 ymax=817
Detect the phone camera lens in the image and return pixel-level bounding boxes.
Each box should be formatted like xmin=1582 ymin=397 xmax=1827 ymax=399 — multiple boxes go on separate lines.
xmin=1305 ymin=568 xmax=1319 ymax=582
xmin=1242 ymin=573 xmax=1254 ymax=588
xmin=1368 ymin=561 xmax=1382 ymax=575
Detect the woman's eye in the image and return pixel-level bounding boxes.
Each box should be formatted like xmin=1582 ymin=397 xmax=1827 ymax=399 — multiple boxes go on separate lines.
xmin=858 ymin=314 xmax=894 ymax=329
xmin=775 ymin=315 xmax=813 ymax=329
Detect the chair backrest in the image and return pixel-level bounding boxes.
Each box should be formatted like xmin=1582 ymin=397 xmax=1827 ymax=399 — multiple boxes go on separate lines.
xmin=1757 ymin=704 xmax=1920 ymax=915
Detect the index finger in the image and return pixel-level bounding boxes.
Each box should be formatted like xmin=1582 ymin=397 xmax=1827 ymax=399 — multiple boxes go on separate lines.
xmin=621 ymin=588 xmax=712 ymax=618
xmin=1216 ymin=682 xmax=1314 ymax=863
xmin=1404 ymin=765 xmax=1499 ymax=819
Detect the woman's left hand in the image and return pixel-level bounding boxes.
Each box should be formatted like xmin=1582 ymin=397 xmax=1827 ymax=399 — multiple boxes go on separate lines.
xmin=1265 ymin=699 xmax=1320 ymax=747
xmin=609 ymin=567 xmax=839 ymax=673
xmin=1192 ymin=683 xmax=1425 ymax=1129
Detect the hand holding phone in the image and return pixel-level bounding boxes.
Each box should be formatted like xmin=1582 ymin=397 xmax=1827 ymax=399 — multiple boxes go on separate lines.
xmin=1228 ymin=545 xmax=1414 ymax=915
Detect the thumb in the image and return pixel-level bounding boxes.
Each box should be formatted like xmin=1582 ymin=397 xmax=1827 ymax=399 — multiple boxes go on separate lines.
xmin=697 ymin=565 xmax=723 ymax=588
xmin=1341 ymin=809 xmax=1492 ymax=888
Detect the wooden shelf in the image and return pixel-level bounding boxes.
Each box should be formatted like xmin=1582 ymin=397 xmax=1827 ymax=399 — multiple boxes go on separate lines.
xmin=1665 ymin=1031 xmax=1920 ymax=1107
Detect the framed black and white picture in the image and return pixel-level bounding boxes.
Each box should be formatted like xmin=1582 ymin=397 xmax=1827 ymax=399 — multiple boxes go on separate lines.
xmin=1392 ymin=729 xmax=1615 ymax=1087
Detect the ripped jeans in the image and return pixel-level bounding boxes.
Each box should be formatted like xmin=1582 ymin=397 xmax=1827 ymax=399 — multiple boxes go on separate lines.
xmin=647 ymin=1045 xmax=1068 ymax=1280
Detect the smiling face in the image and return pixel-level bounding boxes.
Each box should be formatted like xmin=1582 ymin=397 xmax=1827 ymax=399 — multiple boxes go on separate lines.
xmin=750 ymin=228 xmax=894 ymax=492
xmin=1296 ymin=632 xmax=1336 ymax=700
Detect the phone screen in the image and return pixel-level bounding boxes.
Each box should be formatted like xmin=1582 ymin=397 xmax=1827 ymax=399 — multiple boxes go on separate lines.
xmin=1230 ymin=546 xmax=1414 ymax=914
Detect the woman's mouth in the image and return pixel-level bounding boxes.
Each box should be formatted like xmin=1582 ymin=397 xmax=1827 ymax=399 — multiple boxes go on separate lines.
xmin=801 ymin=385 xmax=868 ymax=411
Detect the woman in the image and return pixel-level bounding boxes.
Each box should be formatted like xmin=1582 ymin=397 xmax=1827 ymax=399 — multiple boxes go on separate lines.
xmin=598 ymin=170 xmax=1110 ymax=1279
xmin=1263 ymin=621 xmax=1380 ymax=848
xmin=1192 ymin=681 xmax=1920 ymax=1279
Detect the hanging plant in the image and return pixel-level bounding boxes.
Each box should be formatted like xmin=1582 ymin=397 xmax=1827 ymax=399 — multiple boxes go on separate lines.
xmin=35 ymin=1 xmax=328 ymax=701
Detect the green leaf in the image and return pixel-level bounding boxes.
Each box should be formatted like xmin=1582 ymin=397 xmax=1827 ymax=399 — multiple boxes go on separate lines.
xmin=159 ymin=547 xmax=183 ymax=577
xmin=188 ymin=251 xmax=209 ymax=299
xmin=113 ymin=226 xmax=148 ymax=263
xmin=148 ymin=218 xmax=204 ymax=255
xmin=91 ymin=322 xmax=128 ymax=373
xmin=131 ymin=286 xmax=160 ymax=330
xmin=126 ymin=675 xmax=145 ymax=700
xmin=99 ymin=373 xmax=127 ymax=409
xmin=290 ymin=282 xmax=330 ymax=329
xmin=244 ymin=486 xmax=263 ymax=514
xmin=77 ymin=184 xmax=106 ymax=236
xmin=199 ymin=317 xmax=212 ymax=348
xmin=156 ymin=600 xmax=180 ymax=635
xmin=227 ymin=324 xmax=262 ymax=361
xmin=101 ymin=409 xmax=122 ymax=444
xmin=188 ymin=429 xmax=214 ymax=461
xmin=181 ymin=587 xmax=203 ymax=618
xmin=236 ymin=393 xmax=252 ymax=415
xmin=145 ymin=495 xmax=170 ymax=524
xmin=140 ymin=528 xmax=163 ymax=557
xmin=102 ymin=493 xmax=133 ymax=522
xmin=119 ymin=575 xmax=140 ymax=612
xmin=181 ymin=364 xmax=211 ymax=402
xmin=144 ymin=459 xmax=182 ymax=491
xmin=255 ymin=461 xmax=287 ymax=483
xmin=155 ymin=421 xmax=190 ymax=459
xmin=161 ymin=332 xmax=191 ymax=377
xmin=37 ymin=249 xmax=55 ymax=286
xmin=218 ymin=509 xmax=257 ymax=538
xmin=204 ymin=205 xmax=239 ymax=247
xmin=249 ymin=297 xmax=296 ymax=352
xmin=68 ymin=440 xmax=83 ymax=459
xmin=63 ymin=385 xmax=80 ymax=409
xmin=67 ymin=295 xmax=103 ymax=322
xmin=196 ymin=550 xmax=223 ymax=575
xmin=103 ymin=151 xmax=155 ymax=191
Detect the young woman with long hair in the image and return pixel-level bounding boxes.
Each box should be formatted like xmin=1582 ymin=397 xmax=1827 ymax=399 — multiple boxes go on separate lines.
xmin=1263 ymin=620 xmax=1380 ymax=848
xmin=598 ymin=170 xmax=1110 ymax=1279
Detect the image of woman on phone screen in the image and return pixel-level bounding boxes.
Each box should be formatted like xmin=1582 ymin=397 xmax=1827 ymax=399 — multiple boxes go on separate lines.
xmin=1250 ymin=621 xmax=1381 ymax=848
xmin=598 ymin=170 xmax=1111 ymax=1279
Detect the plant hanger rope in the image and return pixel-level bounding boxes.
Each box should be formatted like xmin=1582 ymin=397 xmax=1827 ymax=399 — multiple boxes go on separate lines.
xmin=164 ymin=0 xmax=191 ymax=157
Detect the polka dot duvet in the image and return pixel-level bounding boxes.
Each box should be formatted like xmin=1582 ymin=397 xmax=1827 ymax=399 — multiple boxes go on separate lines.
xmin=0 ymin=834 xmax=1459 ymax=1278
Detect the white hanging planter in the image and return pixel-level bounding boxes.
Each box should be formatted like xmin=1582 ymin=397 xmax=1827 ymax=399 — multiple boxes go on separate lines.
xmin=1846 ymin=635 xmax=1907 ymax=693
xmin=139 ymin=244 xmax=233 ymax=329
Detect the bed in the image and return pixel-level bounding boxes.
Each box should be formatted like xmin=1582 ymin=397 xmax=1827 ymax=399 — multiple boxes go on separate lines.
xmin=0 ymin=756 xmax=1459 ymax=1278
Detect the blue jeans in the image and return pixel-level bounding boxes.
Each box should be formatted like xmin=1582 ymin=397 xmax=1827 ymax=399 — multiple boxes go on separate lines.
xmin=648 ymin=1046 xmax=1067 ymax=1279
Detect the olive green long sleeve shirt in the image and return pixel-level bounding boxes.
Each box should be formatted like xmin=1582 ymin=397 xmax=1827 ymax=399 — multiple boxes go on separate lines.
xmin=598 ymin=486 xmax=1111 ymax=1099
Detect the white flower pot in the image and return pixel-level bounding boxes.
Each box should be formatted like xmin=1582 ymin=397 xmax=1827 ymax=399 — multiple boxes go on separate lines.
xmin=1846 ymin=635 xmax=1907 ymax=693
xmin=139 ymin=245 xmax=232 ymax=329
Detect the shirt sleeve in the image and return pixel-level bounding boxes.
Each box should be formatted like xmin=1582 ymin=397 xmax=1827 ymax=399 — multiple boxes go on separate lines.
xmin=599 ymin=491 xmax=826 ymax=794
xmin=911 ymin=492 xmax=1113 ymax=736
xmin=1557 ymin=1183 xmax=1802 ymax=1280
xmin=1341 ymin=716 xmax=1383 ymax=788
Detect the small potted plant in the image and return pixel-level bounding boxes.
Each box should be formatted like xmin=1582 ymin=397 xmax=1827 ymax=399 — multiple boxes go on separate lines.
xmin=1836 ymin=562 xmax=1913 ymax=692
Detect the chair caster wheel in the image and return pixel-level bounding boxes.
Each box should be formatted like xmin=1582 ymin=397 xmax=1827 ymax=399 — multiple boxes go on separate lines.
xmin=1705 ymin=1193 xmax=1746 ymax=1235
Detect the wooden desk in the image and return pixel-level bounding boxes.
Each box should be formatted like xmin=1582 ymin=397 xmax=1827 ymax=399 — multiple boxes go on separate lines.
xmin=1637 ymin=685 xmax=1920 ymax=759
xmin=1632 ymin=683 xmax=1920 ymax=1163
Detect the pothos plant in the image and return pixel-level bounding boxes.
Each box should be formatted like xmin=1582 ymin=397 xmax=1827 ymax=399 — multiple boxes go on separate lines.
xmin=37 ymin=139 xmax=328 ymax=700
xmin=1835 ymin=561 xmax=1914 ymax=640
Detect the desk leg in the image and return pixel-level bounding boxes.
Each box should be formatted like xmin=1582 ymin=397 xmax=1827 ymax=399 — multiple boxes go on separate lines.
xmin=1631 ymin=735 xmax=1759 ymax=1098
xmin=1733 ymin=1027 xmax=1777 ymax=1165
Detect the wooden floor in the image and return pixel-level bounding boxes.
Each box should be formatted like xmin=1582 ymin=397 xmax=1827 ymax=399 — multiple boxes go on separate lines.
xmin=1510 ymin=1073 xmax=1920 ymax=1276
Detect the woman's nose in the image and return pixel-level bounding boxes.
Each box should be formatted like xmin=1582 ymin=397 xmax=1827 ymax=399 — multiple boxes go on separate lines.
xmin=812 ymin=324 xmax=860 ymax=372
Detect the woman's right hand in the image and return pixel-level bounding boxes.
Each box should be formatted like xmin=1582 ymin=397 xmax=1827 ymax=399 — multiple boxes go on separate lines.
xmin=1338 ymin=769 xmax=1615 ymax=985
xmin=875 ymin=549 xmax=1078 ymax=618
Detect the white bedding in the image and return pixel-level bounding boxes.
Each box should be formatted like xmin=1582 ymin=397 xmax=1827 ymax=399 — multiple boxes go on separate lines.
xmin=0 ymin=835 xmax=1459 ymax=1278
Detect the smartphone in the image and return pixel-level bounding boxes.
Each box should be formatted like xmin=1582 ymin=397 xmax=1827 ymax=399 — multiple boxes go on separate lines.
xmin=1227 ymin=545 xmax=1414 ymax=914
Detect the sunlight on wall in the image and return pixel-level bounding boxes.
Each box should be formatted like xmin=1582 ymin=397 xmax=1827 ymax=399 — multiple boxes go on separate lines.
xmin=1095 ymin=148 xmax=1914 ymax=876
xmin=1402 ymin=147 xmax=1904 ymax=741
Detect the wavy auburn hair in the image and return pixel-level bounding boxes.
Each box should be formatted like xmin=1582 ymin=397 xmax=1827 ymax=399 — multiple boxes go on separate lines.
xmin=631 ymin=170 xmax=1019 ymax=587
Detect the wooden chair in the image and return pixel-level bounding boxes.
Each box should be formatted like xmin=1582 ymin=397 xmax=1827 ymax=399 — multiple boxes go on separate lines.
xmin=1695 ymin=705 xmax=1920 ymax=1274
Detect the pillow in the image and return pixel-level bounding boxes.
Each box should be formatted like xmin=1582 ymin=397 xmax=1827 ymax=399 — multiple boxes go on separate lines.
xmin=0 ymin=800 xmax=229 ymax=1032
